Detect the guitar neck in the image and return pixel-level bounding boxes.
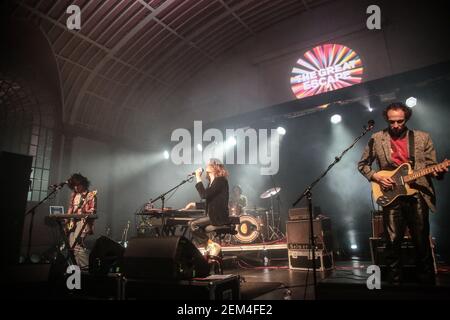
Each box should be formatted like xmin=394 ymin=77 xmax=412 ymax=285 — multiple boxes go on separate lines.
xmin=404 ymin=160 xmax=450 ymax=183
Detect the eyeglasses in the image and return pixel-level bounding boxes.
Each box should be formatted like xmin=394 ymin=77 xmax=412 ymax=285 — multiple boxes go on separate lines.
xmin=388 ymin=119 xmax=405 ymax=124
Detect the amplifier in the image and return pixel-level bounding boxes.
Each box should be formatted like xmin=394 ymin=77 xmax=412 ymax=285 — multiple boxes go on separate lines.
xmin=288 ymin=208 xmax=310 ymax=220
xmin=286 ymin=218 xmax=333 ymax=252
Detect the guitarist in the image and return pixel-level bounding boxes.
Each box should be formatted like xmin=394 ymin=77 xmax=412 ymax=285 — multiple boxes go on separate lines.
xmin=358 ymin=102 xmax=447 ymax=285
xmin=66 ymin=173 xmax=97 ymax=268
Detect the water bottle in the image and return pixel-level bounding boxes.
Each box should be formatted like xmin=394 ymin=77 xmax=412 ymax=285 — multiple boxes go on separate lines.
xmin=283 ymin=289 xmax=292 ymax=300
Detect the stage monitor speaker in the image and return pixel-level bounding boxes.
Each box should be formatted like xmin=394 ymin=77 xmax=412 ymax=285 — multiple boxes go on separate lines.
xmin=122 ymin=236 xmax=209 ymax=280
xmin=0 ymin=151 xmax=33 ymax=269
xmin=89 ymin=236 xmax=125 ymax=275
xmin=286 ymin=218 xmax=333 ymax=251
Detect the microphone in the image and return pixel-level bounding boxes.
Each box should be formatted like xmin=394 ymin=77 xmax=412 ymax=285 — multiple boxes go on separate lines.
xmin=49 ymin=181 xmax=68 ymax=189
xmin=188 ymin=168 xmax=203 ymax=177
xmin=366 ymin=120 xmax=375 ymax=130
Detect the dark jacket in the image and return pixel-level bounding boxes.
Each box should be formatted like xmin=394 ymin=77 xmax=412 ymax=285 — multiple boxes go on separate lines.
xmin=358 ymin=129 xmax=439 ymax=212
xmin=195 ymin=176 xmax=229 ymax=225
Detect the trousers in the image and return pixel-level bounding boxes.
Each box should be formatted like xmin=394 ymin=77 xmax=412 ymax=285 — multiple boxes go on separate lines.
xmin=382 ymin=194 xmax=434 ymax=282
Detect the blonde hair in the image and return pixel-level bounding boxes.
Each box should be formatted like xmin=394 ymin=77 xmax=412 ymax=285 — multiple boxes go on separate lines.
xmin=207 ymin=159 xmax=229 ymax=178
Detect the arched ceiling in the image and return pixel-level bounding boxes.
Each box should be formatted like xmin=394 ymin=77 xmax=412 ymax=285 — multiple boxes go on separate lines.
xmin=9 ymin=0 xmax=333 ymax=143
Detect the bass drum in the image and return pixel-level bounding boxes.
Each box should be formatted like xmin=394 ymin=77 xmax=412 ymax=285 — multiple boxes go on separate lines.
xmin=233 ymin=215 xmax=261 ymax=244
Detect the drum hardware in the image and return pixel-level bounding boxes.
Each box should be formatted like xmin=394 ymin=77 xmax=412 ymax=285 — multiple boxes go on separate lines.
xmin=244 ymin=207 xmax=267 ymax=215
xmin=120 ymin=220 xmax=131 ymax=247
xmin=233 ymin=215 xmax=262 ymax=244
xmin=260 ymin=187 xmax=285 ymax=241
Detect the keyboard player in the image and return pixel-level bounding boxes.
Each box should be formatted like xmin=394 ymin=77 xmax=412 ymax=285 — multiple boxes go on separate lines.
xmin=65 ymin=173 xmax=97 ymax=268
xmin=189 ymin=159 xmax=230 ymax=248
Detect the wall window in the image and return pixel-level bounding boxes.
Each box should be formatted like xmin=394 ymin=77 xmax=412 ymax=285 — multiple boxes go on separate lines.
xmin=0 ymin=76 xmax=54 ymax=202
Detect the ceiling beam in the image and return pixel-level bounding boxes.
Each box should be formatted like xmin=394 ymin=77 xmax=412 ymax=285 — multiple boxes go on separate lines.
xmin=16 ymin=1 xmax=161 ymax=81
xmin=218 ymin=0 xmax=255 ymax=36
xmin=68 ymin=0 xmax=177 ymax=127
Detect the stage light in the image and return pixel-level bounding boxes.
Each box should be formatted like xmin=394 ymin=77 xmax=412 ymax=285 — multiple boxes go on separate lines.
xmin=197 ymin=144 xmax=203 ymax=151
xmin=350 ymin=244 xmax=358 ymax=250
xmin=276 ymin=127 xmax=286 ymax=135
xmin=163 ymin=150 xmax=170 ymax=159
xmin=405 ymin=97 xmax=417 ymax=108
xmin=368 ymin=94 xmax=381 ymax=112
xmin=330 ymin=114 xmax=342 ymax=124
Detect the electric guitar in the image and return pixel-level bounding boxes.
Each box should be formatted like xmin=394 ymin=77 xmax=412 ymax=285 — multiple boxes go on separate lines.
xmin=372 ymin=159 xmax=449 ymax=207
xmin=66 ymin=190 xmax=97 ymax=232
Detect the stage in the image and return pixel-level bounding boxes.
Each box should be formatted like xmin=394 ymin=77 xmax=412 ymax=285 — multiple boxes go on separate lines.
xmin=231 ymin=260 xmax=450 ymax=300
xmin=4 ymin=245 xmax=450 ymax=300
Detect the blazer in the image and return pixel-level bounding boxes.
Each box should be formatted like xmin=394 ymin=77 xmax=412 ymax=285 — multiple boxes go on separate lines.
xmin=358 ymin=129 xmax=440 ymax=212
xmin=195 ymin=176 xmax=230 ymax=225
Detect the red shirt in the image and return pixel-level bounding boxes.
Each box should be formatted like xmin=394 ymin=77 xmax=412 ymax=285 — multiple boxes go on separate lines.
xmin=391 ymin=135 xmax=409 ymax=166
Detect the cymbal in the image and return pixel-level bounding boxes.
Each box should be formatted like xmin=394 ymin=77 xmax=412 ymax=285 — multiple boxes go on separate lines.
xmin=260 ymin=187 xmax=281 ymax=199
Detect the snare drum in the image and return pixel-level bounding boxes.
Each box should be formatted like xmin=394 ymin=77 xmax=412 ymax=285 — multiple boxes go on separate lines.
xmin=233 ymin=215 xmax=262 ymax=243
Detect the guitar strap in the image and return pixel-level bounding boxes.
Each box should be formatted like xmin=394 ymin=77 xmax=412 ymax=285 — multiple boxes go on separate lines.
xmin=409 ymin=130 xmax=415 ymax=169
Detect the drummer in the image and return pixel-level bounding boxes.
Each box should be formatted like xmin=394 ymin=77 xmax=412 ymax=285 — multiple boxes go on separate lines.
xmin=228 ymin=185 xmax=248 ymax=216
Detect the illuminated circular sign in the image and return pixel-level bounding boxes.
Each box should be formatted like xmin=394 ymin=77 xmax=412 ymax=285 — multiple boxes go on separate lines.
xmin=290 ymin=44 xmax=363 ymax=99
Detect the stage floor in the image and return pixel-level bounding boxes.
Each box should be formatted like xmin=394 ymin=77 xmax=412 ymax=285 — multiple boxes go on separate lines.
xmin=223 ymin=259 xmax=450 ymax=300
xmin=5 ymin=257 xmax=450 ymax=300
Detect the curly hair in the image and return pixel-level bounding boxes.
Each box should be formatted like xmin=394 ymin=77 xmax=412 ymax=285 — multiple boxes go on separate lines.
xmin=207 ymin=159 xmax=229 ymax=178
xmin=67 ymin=173 xmax=90 ymax=190
xmin=383 ymin=102 xmax=413 ymax=122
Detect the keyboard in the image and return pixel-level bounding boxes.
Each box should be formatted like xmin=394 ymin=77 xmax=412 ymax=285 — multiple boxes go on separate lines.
xmin=137 ymin=209 xmax=205 ymax=218
xmin=48 ymin=214 xmax=98 ymax=220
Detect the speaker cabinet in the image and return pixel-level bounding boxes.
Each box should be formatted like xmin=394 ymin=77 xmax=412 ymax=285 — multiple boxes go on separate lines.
xmin=286 ymin=218 xmax=333 ymax=251
xmin=0 ymin=151 xmax=32 ymax=269
xmin=89 ymin=236 xmax=125 ymax=275
xmin=287 ymin=218 xmax=334 ymax=271
xmin=122 ymin=236 xmax=209 ymax=280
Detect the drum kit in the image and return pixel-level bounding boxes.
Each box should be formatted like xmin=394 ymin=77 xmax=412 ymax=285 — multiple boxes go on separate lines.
xmin=231 ymin=187 xmax=285 ymax=244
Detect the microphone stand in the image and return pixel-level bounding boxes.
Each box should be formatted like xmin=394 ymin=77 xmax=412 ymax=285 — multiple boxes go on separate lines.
xmin=292 ymin=123 xmax=374 ymax=299
xmin=24 ymin=184 xmax=64 ymax=263
xmin=149 ymin=175 xmax=194 ymax=236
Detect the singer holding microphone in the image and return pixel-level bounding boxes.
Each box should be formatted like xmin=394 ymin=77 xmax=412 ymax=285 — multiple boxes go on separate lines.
xmin=188 ymin=159 xmax=230 ymax=248
xmin=65 ymin=173 xmax=97 ymax=268
xmin=358 ymin=102 xmax=447 ymax=285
